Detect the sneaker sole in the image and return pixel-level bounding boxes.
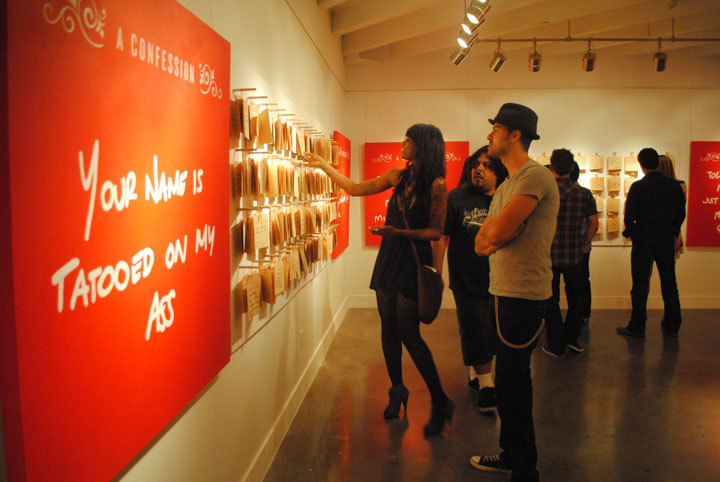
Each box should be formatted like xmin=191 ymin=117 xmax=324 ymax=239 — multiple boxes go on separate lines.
xmin=470 ymin=457 xmax=511 ymax=473
xmin=567 ymin=345 xmax=584 ymax=353
xmin=542 ymin=346 xmax=563 ymax=358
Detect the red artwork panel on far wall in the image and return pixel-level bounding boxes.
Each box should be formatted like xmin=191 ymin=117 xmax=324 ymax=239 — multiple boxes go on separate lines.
xmin=1 ymin=1 xmax=231 ymax=480
xmin=686 ymin=141 xmax=720 ymax=246
xmin=363 ymin=141 xmax=469 ymax=246
xmin=332 ymin=131 xmax=351 ymax=259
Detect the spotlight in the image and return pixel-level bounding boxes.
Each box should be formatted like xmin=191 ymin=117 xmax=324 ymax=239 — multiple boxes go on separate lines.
xmin=489 ymin=40 xmax=506 ymax=72
xmin=528 ymin=39 xmax=542 ymax=72
xmin=654 ymin=38 xmax=667 ymax=72
xmin=466 ymin=0 xmax=490 ymax=25
xmin=457 ymin=28 xmax=473 ymax=49
xmin=583 ymin=39 xmax=596 ymax=72
xmin=451 ymin=48 xmax=469 ymax=66
xmin=461 ymin=17 xmax=485 ymax=36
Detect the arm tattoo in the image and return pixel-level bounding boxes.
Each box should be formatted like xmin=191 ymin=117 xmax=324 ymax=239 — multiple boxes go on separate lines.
xmin=429 ymin=178 xmax=447 ymax=232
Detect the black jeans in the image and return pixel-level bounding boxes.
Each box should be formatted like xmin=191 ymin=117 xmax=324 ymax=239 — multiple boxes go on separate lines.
xmin=565 ymin=252 xmax=591 ymax=319
xmin=546 ymin=262 xmax=584 ymax=351
xmin=452 ymin=291 xmax=494 ymax=366
xmin=628 ymin=237 xmax=682 ymax=333
xmin=491 ymin=295 xmax=543 ymax=482
xmin=375 ymin=289 xmax=447 ymax=406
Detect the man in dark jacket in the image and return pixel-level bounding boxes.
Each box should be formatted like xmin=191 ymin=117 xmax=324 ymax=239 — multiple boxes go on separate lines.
xmin=617 ymin=147 xmax=686 ymax=338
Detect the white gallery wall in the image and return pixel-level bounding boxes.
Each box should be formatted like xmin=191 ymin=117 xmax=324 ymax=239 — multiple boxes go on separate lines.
xmin=343 ymin=86 xmax=720 ymax=309
xmin=117 ymin=1 xmax=350 ymax=481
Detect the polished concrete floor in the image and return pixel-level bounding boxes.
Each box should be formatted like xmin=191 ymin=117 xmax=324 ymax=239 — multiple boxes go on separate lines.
xmin=264 ymin=309 xmax=720 ymax=481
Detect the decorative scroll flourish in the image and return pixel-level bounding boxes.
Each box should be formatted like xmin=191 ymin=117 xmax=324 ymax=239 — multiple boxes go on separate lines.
xmin=199 ymin=64 xmax=223 ymax=99
xmin=43 ymin=0 xmax=107 ymax=48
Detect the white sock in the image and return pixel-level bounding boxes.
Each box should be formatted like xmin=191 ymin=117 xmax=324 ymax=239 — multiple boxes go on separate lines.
xmin=476 ymin=372 xmax=493 ymax=389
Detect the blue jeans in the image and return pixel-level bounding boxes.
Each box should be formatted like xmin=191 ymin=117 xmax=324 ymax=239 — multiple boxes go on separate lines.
xmin=491 ymin=295 xmax=543 ymax=482
xmin=452 ymin=291 xmax=494 ymax=366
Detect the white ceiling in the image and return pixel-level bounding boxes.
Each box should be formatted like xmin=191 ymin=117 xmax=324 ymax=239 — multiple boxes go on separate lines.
xmin=318 ymin=0 xmax=720 ymax=65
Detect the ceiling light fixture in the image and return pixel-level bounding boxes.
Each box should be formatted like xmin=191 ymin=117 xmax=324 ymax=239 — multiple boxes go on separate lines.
xmin=583 ymin=38 xmax=597 ymax=71
xmin=451 ymin=48 xmax=470 ymax=66
xmin=654 ymin=38 xmax=668 ymax=72
xmin=466 ymin=0 xmax=490 ymax=25
xmin=461 ymin=17 xmax=485 ymax=36
xmin=528 ymin=39 xmax=542 ymax=72
xmin=489 ymin=39 xmax=506 ymax=72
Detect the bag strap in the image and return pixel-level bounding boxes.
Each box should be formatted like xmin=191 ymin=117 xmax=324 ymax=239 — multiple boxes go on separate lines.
xmin=400 ymin=208 xmax=422 ymax=268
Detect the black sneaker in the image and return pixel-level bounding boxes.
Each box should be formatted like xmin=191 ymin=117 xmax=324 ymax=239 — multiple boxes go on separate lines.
xmin=616 ymin=326 xmax=645 ymax=339
xmin=661 ymin=323 xmax=678 ymax=337
xmin=468 ymin=377 xmax=480 ymax=392
xmin=477 ymin=387 xmax=497 ymax=413
xmin=470 ymin=454 xmax=512 ymax=474
xmin=566 ymin=341 xmax=585 ymax=353
xmin=542 ymin=344 xmax=564 ymax=358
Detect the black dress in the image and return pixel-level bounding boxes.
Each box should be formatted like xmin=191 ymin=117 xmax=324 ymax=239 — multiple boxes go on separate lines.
xmin=369 ymin=188 xmax=433 ymax=300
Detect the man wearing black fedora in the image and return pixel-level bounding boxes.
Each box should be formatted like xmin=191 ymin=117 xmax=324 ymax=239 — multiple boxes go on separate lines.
xmin=472 ymin=103 xmax=559 ymax=481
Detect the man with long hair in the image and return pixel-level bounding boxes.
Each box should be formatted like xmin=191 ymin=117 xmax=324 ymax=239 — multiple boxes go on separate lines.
xmin=433 ymin=146 xmax=507 ymax=413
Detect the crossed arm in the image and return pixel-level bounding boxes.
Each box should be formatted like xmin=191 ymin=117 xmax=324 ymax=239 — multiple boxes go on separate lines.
xmin=474 ymin=194 xmax=538 ymax=256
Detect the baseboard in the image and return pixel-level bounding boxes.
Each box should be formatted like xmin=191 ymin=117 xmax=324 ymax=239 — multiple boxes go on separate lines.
xmin=242 ymin=295 xmax=350 ymax=482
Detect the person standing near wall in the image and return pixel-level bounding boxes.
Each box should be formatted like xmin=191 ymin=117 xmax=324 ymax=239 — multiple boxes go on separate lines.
xmin=658 ymin=155 xmax=687 ymax=258
xmin=304 ymin=124 xmax=454 ymax=436
xmin=568 ymin=162 xmax=595 ymax=326
xmin=542 ymin=149 xmax=598 ymax=358
xmin=432 ymin=146 xmax=508 ymax=413
xmin=618 ymin=148 xmax=686 ymax=338
xmin=471 ymin=103 xmax=559 ymax=481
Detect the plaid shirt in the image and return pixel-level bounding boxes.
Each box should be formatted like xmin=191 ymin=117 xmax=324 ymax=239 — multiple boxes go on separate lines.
xmin=551 ymin=178 xmax=597 ymax=267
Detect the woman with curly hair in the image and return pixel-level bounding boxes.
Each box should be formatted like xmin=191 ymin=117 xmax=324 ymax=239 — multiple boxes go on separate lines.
xmin=304 ymin=123 xmax=453 ymax=436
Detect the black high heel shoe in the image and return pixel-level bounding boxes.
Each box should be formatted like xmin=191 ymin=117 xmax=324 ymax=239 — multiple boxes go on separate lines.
xmin=383 ymin=384 xmax=409 ymax=419
xmin=423 ymin=398 xmax=454 ymax=436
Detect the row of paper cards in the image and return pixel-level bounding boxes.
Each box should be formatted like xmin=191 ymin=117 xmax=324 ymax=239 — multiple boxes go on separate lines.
xmin=232 ymin=154 xmax=336 ymax=199
xmin=580 ymin=175 xmax=636 ymax=195
xmin=232 ymin=203 xmax=338 ymax=254
xmin=230 ymin=97 xmax=339 ymax=164
xmin=537 ymin=152 xmax=676 ymax=175
xmin=233 ymin=230 xmax=336 ymax=319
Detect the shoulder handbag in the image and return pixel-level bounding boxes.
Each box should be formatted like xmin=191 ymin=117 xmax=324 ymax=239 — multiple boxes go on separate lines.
xmin=401 ymin=209 xmax=444 ymax=324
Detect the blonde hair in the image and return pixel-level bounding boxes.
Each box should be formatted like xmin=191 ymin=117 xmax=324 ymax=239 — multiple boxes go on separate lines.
xmin=658 ymin=155 xmax=677 ymax=180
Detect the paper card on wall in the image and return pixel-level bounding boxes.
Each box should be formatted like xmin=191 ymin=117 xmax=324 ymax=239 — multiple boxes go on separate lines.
xmin=270 ymin=213 xmax=281 ymax=247
xmin=332 ymin=142 xmax=339 ymax=165
xmin=606 ymin=217 xmax=620 ymax=233
xmin=322 ymin=234 xmax=329 ymax=260
xmin=594 ymin=195 xmax=604 ymax=214
xmin=282 ymin=256 xmax=291 ymax=286
xmin=536 ymin=152 xmax=550 ymax=165
xmin=607 ymin=176 xmax=621 ymax=193
xmin=232 ymin=220 xmax=244 ymax=254
xmin=589 ymin=176 xmax=605 ymax=192
xmin=245 ymin=273 xmax=262 ymax=320
xmin=607 ymin=197 xmax=620 ymax=215
xmin=596 ymin=219 xmax=604 ymax=235
xmin=624 ymin=153 xmax=638 ymax=174
xmin=257 ymin=157 xmax=268 ymax=195
xmin=289 ymin=248 xmax=301 ymax=280
xmin=300 ymin=208 xmax=308 ymax=235
xmin=283 ymin=123 xmax=291 ymax=151
xmin=330 ymin=201 xmax=338 ymax=222
xmin=274 ymin=119 xmax=284 ymax=148
xmin=233 ymin=282 xmax=247 ymax=315
xmin=296 ymin=129 xmax=305 ymax=156
xmin=298 ymin=243 xmax=309 ymax=274
xmin=254 ymin=212 xmax=270 ymax=250
xmin=576 ymin=153 xmax=588 ymax=172
xmin=267 ymin=160 xmax=279 ymax=197
xmin=243 ymin=98 xmax=252 ymax=140
xmin=230 ymin=99 xmax=242 ymax=149
xmin=245 ymin=214 xmax=256 ymax=252
xmin=607 ymin=153 xmax=622 ymax=171
xmin=625 ymin=177 xmax=635 ymax=194
xmin=590 ymin=154 xmax=604 ymax=172
xmin=273 ymin=260 xmax=285 ymax=295
xmin=260 ymin=265 xmax=276 ymax=304
xmin=257 ymin=108 xmax=274 ymax=146
xmin=277 ymin=164 xmax=286 ymax=195
xmin=249 ymin=101 xmax=260 ymax=144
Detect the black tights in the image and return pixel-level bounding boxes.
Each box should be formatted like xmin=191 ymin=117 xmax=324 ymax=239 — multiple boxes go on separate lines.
xmin=375 ymin=289 xmax=447 ymax=406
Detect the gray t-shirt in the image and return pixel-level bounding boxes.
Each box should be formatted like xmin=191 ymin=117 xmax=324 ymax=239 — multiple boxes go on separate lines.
xmin=488 ymin=159 xmax=559 ymax=300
